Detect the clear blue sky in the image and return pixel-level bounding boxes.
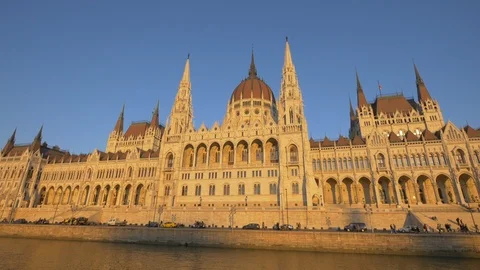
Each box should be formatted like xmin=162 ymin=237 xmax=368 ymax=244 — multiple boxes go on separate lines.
xmin=1 ymin=0 xmax=479 ymax=153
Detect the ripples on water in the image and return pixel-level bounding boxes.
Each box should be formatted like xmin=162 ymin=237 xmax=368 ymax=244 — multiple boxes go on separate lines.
xmin=0 ymin=237 xmax=477 ymax=270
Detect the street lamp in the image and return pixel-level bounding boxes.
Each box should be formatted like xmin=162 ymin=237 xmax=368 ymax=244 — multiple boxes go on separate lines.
xmin=364 ymin=204 xmax=374 ymax=233
xmin=245 ymin=196 xmax=248 ymax=206
xmin=285 ymin=189 xmax=289 ymax=225
xmin=467 ymin=202 xmax=478 ymax=233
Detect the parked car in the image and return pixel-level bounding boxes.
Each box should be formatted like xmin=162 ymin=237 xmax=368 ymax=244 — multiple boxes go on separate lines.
xmin=107 ymin=218 xmax=127 ymax=226
xmin=242 ymin=223 xmax=260 ymax=230
xmin=73 ymin=217 xmax=88 ymax=225
xmin=192 ymin=221 xmax=206 ymax=228
xmin=397 ymin=225 xmax=418 ymax=233
xmin=162 ymin=222 xmax=177 ymax=228
xmin=146 ymin=221 xmax=159 ymax=227
xmin=13 ymin=219 xmax=27 ymax=224
xmin=273 ymin=223 xmax=294 ymax=230
xmin=344 ymin=223 xmax=367 ymax=232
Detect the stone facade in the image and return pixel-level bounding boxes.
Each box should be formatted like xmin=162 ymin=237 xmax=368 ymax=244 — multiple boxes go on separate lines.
xmin=1 ymin=39 xmax=480 ymax=229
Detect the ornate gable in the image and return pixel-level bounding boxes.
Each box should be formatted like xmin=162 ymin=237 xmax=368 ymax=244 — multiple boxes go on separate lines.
xmin=442 ymin=121 xmax=463 ymax=141
xmin=366 ymin=129 xmax=388 ymax=146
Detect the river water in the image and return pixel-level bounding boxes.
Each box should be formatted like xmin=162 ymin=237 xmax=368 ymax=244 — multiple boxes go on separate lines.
xmin=0 ymin=237 xmax=477 ymax=270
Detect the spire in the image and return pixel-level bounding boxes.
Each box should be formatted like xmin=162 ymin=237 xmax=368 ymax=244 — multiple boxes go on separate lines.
xmin=413 ymin=63 xmax=432 ymax=102
xmin=1 ymin=128 xmax=16 ymax=157
xmin=181 ymin=54 xmax=191 ymax=85
xmin=113 ymin=104 xmax=124 ymax=133
xmin=150 ymin=100 xmax=159 ymax=127
xmin=284 ymin=36 xmax=294 ymax=69
xmin=349 ymin=97 xmax=355 ymax=121
xmin=356 ymin=70 xmax=369 ymax=107
xmin=248 ymin=48 xmax=257 ymax=78
xmin=29 ymin=125 xmax=43 ymax=152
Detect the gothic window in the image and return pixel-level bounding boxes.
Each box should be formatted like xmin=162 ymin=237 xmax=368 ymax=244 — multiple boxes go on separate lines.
xmin=332 ymin=158 xmax=337 ymax=170
xmin=377 ymin=153 xmax=386 ymax=168
xmin=164 ymin=185 xmax=171 ymax=196
xmin=189 ymin=153 xmax=194 ymax=167
xmin=289 ymin=145 xmax=298 ymax=163
xmin=270 ymin=146 xmax=279 ymax=162
xmin=312 ymin=160 xmax=317 ymax=171
xmin=292 ymin=182 xmax=300 ymax=194
xmin=256 ymin=148 xmax=263 ymax=161
xmin=238 ymin=183 xmax=245 ymax=195
xmin=455 ymin=149 xmax=466 ymax=164
xmin=195 ymin=185 xmax=202 ymax=196
xmin=359 ymin=157 xmax=364 ymax=169
xmin=289 ymin=108 xmax=294 ymax=124
xmin=323 ymin=159 xmax=327 ymax=170
xmin=328 ymin=159 xmax=332 ymax=170
xmin=182 ymin=185 xmax=188 ymax=196
xmin=355 ymin=157 xmax=359 ymax=169
xmin=475 ymin=151 xmax=480 ymax=163
xmin=316 ymin=159 xmax=321 ymax=170
xmin=228 ymin=150 xmax=234 ymax=164
xmin=223 ymin=184 xmax=230 ymax=195
xmin=209 ymin=185 xmax=216 ymax=196
xmin=343 ymin=158 xmax=348 ymax=170
xmin=215 ymin=151 xmax=220 ymax=163
xmin=338 ymin=159 xmax=343 ymax=170
xmin=394 ymin=156 xmax=399 ymax=167
xmin=242 ymin=149 xmax=248 ymax=162
xmin=269 ymin=183 xmax=277 ymax=194
xmin=254 ymin=183 xmax=261 ymax=195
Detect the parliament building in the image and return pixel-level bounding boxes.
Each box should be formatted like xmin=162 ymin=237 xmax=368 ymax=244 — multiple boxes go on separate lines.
xmin=1 ymin=39 xmax=479 ymax=229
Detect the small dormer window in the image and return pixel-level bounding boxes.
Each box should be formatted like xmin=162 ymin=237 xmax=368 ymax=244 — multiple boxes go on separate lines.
xmin=414 ymin=128 xmax=421 ymax=137
xmin=397 ymin=130 xmax=405 ymax=139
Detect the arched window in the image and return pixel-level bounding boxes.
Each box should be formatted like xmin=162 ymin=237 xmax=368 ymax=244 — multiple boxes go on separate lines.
xmin=269 ymin=183 xmax=277 ymax=194
xmin=195 ymin=185 xmax=202 ymax=196
xmin=166 ymin=153 xmax=174 ymax=168
xmin=181 ymin=185 xmax=188 ymax=196
xmin=289 ymin=145 xmax=298 ymax=163
xmin=254 ymin=183 xmax=261 ymax=195
xmin=322 ymin=159 xmax=327 ymax=170
xmin=475 ymin=151 xmax=480 ymax=163
xmin=209 ymin=184 xmax=216 ymax=196
xmin=223 ymin=184 xmax=230 ymax=195
xmin=164 ymin=185 xmax=171 ymax=196
xmin=289 ymin=108 xmax=294 ymax=124
xmin=292 ymin=182 xmax=300 ymax=194
xmin=456 ymin=149 xmax=466 ymax=164
xmin=238 ymin=184 xmax=245 ymax=195
xmin=377 ymin=153 xmax=386 ymax=168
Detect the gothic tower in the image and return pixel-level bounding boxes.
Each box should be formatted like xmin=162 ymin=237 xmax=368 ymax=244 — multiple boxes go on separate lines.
xmin=277 ymin=37 xmax=318 ymax=207
xmin=166 ymin=55 xmax=194 ymax=135
xmin=106 ymin=105 xmax=124 ymax=153
xmin=144 ymin=100 xmax=162 ymax=151
xmin=414 ymin=63 xmax=444 ymax=132
xmin=354 ymin=71 xmax=375 ymax=138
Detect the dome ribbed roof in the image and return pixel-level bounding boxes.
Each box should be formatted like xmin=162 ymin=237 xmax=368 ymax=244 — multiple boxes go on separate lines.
xmin=229 ymin=52 xmax=276 ymax=104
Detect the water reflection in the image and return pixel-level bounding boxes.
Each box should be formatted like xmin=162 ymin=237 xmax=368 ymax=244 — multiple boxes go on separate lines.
xmin=0 ymin=237 xmax=477 ymax=270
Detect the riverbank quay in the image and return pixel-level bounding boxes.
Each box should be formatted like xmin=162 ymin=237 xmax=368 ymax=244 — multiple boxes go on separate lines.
xmin=1 ymin=224 xmax=479 ymax=258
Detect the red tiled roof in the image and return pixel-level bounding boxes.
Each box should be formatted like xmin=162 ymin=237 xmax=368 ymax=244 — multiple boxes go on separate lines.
xmin=124 ymin=122 xmax=150 ymax=138
xmin=464 ymin=125 xmax=480 ymax=138
xmin=388 ymin=132 xmax=403 ymax=143
xmin=422 ymin=129 xmax=439 ymax=140
xmin=336 ymin=136 xmax=350 ymax=146
xmin=405 ymin=130 xmax=419 ymax=141
xmin=321 ymin=136 xmax=334 ymax=147
xmin=372 ymin=94 xmax=417 ymax=116
xmin=351 ymin=135 xmax=365 ymax=145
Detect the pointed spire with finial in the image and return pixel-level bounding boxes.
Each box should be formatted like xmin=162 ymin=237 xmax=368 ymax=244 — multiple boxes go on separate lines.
xmin=284 ymin=36 xmax=294 ymax=69
xmin=113 ymin=104 xmax=124 ymax=133
xmin=29 ymin=125 xmax=43 ymax=152
xmin=248 ymin=46 xmax=257 ymax=78
xmin=349 ymin=97 xmax=356 ymax=121
xmin=356 ymin=70 xmax=369 ymax=107
xmin=150 ymin=100 xmax=159 ymax=128
xmin=181 ymin=54 xmax=191 ymax=84
xmin=1 ymin=128 xmax=17 ymax=157
xmin=413 ymin=62 xmax=432 ymax=102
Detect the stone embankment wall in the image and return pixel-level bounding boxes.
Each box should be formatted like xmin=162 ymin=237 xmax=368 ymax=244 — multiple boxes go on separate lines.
xmin=8 ymin=206 xmax=411 ymax=230
xmin=0 ymin=224 xmax=479 ymax=258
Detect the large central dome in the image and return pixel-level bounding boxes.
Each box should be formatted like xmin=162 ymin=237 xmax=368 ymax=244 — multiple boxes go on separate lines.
xmin=229 ymin=53 xmax=276 ymax=104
